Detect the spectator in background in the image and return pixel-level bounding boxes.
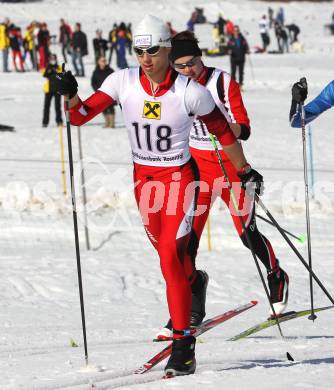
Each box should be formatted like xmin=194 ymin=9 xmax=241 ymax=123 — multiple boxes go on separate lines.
xmin=108 ymin=23 xmax=118 ymax=65
xmin=9 ymin=25 xmax=25 ymax=72
xmin=37 ymin=22 xmax=50 ymax=69
xmin=71 ymin=22 xmax=87 ymax=77
xmin=59 ymin=19 xmax=72 ymax=64
xmin=194 ymin=8 xmax=206 ymax=24
xmin=93 ymin=29 xmax=108 ymax=64
xmin=276 ymin=7 xmax=285 ymax=26
xmin=268 ymin=7 xmax=274 ymax=28
xmin=259 ymin=14 xmax=270 ymax=52
xmin=23 ymin=24 xmax=37 ymax=70
xmin=30 ymin=21 xmax=39 ymax=66
xmin=217 ymin=13 xmax=226 ymax=36
xmin=42 ymin=53 xmax=63 ymax=127
xmin=126 ymin=23 xmax=132 ymax=55
xmin=91 ymin=56 xmax=116 ymax=128
xmin=227 ymin=25 xmax=249 ymax=88
xmin=225 ymin=19 xmax=235 ymax=38
xmin=286 ymin=23 xmax=300 ymax=43
xmin=0 ymin=17 xmax=10 ymax=72
xmin=186 ymin=11 xmax=197 ymax=32
xmin=275 ymin=22 xmax=289 ymax=53
xmin=212 ymin=23 xmax=220 ymax=49
xmin=330 ymin=12 xmax=334 ymax=34
xmin=115 ymin=29 xmax=128 ymax=69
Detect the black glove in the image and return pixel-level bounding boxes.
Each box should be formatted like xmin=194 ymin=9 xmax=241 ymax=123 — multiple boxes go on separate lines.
xmin=52 ymin=70 xmax=78 ymax=99
xmin=291 ymin=77 xmax=308 ymax=103
xmin=237 ymin=164 xmax=264 ymax=196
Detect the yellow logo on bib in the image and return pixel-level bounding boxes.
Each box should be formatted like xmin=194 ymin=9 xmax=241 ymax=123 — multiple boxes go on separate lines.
xmin=143 ymin=101 xmax=161 ymax=120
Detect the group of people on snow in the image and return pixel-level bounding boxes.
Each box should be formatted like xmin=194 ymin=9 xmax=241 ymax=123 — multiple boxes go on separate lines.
xmin=0 ymin=17 xmax=133 ymax=74
xmin=258 ymin=7 xmax=300 ymax=54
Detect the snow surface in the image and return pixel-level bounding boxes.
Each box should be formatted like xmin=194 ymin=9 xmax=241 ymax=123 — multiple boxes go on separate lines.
xmin=1 ymin=0 xmax=334 ymax=389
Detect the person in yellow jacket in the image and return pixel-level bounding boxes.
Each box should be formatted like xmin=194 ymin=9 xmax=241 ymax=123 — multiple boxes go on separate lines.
xmin=0 ymin=17 xmax=10 ymax=72
xmin=42 ymin=53 xmax=63 ymax=127
xmin=23 ymin=24 xmax=37 ymax=70
xmin=107 ymin=23 xmax=118 ymax=65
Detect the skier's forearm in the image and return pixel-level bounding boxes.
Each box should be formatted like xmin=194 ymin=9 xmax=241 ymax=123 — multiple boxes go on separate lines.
xmin=223 ymin=142 xmax=247 ymax=171
xmin=229 ymin=123 xmax=242 ymax=138
xmin=68 ymin=90 xmax=114 ymax=126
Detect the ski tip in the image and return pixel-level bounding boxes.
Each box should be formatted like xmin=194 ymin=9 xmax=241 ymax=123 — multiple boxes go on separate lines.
xmin=286 ymin=352 xmax=294 ymax=362
xmin=153 ymin=336 xmax=173 ymax=342
xmin=251 ymin=300 xmax=259 ymax=305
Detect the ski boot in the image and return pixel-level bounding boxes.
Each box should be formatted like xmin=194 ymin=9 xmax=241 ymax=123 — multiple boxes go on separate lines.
xmin=268 ymin=266 xmax=289 ymax=317
xmin=164 ymin=336 xmax=196 ymax=377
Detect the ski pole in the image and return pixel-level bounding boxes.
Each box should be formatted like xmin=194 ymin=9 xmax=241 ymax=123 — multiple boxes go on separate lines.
xmin=301 ymin=99 xmax=316 ymax=321
xmin=255 ymin=213 xmax=305 ymax=243
xmin=307 ymin=124 xmax=315 ymax=199
xmin=64 ymin=94 xmax=89 ymax=365
xmin=247 ymin=54 xmax=255 ymax=81
xmin=77 ymin=126 xmax=91 ymax=251
xmin=255 ymin=194 xmax=334 ymax=306
xmin=209 ymin=134 xmax=286 ymax=341
xmin=59 ymin=124 xmax=67 ymax=195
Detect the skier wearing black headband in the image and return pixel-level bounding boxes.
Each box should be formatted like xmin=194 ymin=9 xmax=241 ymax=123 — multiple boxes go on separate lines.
xmin=155 ymin=30 xmax=289 ymax=342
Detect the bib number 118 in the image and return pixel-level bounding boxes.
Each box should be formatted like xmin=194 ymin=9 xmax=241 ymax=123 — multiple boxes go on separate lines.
xmin=132 ymin=122 xmax=172 ymax=152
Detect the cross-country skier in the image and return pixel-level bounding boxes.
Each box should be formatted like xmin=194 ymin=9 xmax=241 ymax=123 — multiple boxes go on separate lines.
xmin=155 ymin=31 xmax=289 ymax=342
xmin=52 ymin=15 xmax=263 ymax=377
xmin=290 ymin=78 xmax=334 ymax=127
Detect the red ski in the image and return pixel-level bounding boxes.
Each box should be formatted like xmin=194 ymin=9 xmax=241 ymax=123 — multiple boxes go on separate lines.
xmin=134 ymin=300 xmax=258 ymax=374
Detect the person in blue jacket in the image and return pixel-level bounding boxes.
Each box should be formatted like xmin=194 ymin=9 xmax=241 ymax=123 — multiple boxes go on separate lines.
xmin=290 ymin=78 xmax=334 ymax=127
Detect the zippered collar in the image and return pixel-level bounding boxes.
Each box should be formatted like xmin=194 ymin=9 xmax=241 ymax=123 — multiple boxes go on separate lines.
xmin=139 ymin=66 xmax=178 ymax=97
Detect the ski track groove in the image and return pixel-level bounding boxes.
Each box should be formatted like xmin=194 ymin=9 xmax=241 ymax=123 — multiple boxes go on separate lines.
xmin=24 ymin=369 xmax=162 ymax=390
xmin=23 ymin=357 xmax=322 ymax=390
xmin=0 ymin=338 xmax=154 ymax=359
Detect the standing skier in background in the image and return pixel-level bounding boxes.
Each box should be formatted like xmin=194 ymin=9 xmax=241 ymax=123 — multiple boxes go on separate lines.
xmin=52 ymin=15 xmax=263 ymax=377
xmin=91 ymin=55 xmax=116 ymax=128
xmin=42 ymin=53 xmax=63 ymax=127
xmin=259 ymin=14 xmax=270 ymax=52
xmin=0 ymin=17 xmax=10 ymax=72
xmin=71 ymin=22 xmax=87 ymax=77
xmin=59 ymin=19 xmax=72 ymax=64
xmin=155 ymin=31 xmax=289 ymax=342
xmin=227 ymin=25 xmax=249 ymax=89
xmin=290 ymin=78 xmax=334 ymax=127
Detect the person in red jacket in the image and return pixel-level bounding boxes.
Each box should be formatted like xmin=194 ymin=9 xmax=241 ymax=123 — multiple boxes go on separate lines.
xmin=52 ymin=15 xmax=263 ymax=377
xmin=154 ymin=31 xmax=288 ymax=342
xmin=59 ymin=18 xmax=72 ymax=64
xmin=8 ymin=25 xmax=24 ymax=72
xmin=37 ymin=22 xmax=50 ymax=70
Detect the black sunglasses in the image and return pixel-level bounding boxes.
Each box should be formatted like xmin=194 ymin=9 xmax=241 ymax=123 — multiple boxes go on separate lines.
xmin=134 ymin=45 xmax=161 ymax=56
xmin=173 ymin=56 xmax=198 ymax=70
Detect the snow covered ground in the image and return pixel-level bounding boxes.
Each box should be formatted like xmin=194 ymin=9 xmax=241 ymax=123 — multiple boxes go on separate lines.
xmin=1 ymin=0 xmax=334 ymax=389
